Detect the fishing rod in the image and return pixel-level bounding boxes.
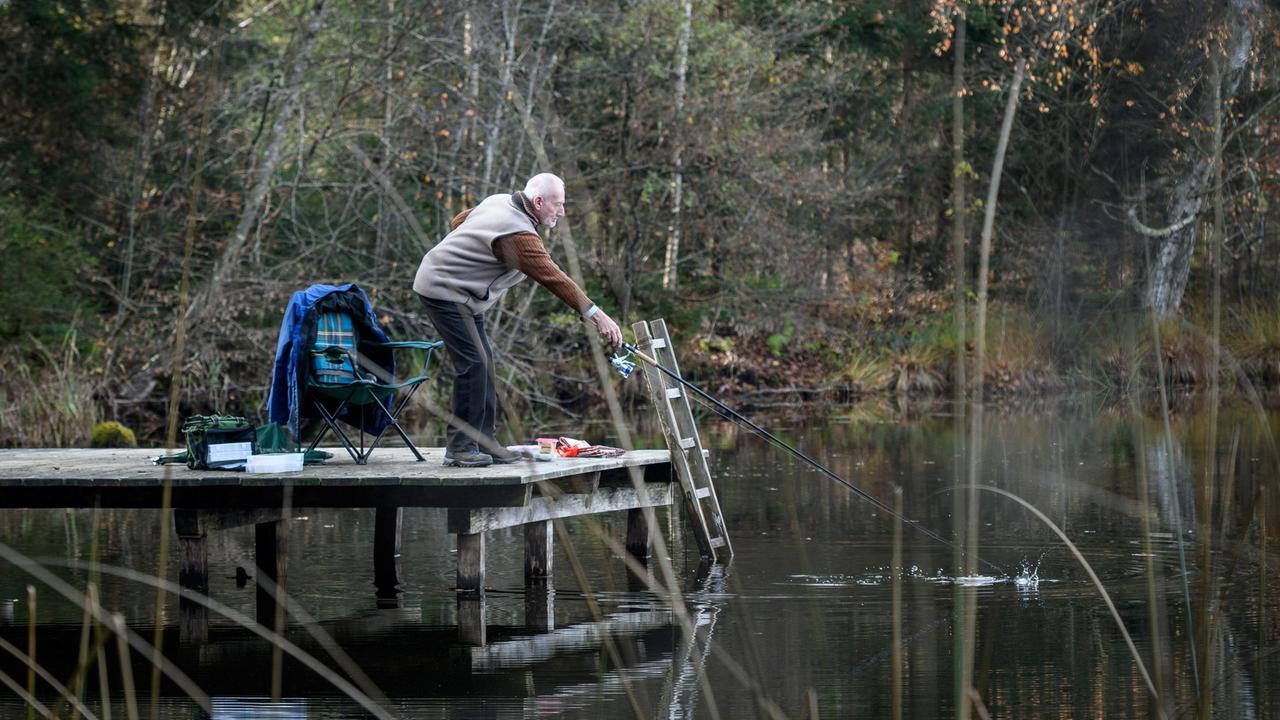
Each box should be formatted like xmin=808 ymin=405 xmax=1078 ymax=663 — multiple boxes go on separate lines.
xmin=612 ymin=342 xmax=1006 ymax=577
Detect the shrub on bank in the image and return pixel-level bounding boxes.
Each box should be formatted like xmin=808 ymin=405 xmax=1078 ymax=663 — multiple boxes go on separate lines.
xmin=90 ymin=421 xmax=137 ymax=448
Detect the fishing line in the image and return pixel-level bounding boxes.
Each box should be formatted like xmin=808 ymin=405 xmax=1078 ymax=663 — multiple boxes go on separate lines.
xmin=616 ymin=343 xmax=1007 ymax=576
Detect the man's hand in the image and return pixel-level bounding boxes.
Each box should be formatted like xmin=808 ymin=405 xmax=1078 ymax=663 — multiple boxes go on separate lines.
xmin=591 ymin=308 xmax=623 ymax=347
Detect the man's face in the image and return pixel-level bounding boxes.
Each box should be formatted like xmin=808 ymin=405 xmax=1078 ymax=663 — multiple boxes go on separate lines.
xmin=532 ymin=185 xmax=566 ymax=227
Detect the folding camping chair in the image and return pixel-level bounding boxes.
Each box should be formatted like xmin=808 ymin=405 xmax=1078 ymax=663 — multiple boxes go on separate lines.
xmin=304 ymin=310 xmax=443 ymax=465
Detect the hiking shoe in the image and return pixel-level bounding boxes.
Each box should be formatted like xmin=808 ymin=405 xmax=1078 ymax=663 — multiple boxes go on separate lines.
xmin=443 ymin=450 xmax=492 ymax=468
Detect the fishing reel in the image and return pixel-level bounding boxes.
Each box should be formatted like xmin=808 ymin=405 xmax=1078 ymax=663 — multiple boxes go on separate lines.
xmin=609 ymin=349 xmax=637 ymax=379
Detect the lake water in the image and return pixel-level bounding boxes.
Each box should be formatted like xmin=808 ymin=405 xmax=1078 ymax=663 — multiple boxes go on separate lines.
xmin=1 ymin=397 xmax=1276 ymax=718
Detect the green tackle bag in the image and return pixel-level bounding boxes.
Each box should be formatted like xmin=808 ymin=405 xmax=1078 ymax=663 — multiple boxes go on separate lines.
xmin=154 ymin=414 xmax=257 ymax=470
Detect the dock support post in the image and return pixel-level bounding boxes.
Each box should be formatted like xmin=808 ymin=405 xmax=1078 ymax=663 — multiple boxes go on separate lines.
xmin=174 ymin=510 xmax=209 ymax=594
xmin=457 ymin=532 xmax=485 ymax=593
xmin=626 ymin=508 xmax=651 ymax=563
xmin=255 ymin=520 xmax=288 ymax=627
xmin=524 ymin=520 xmax=553 ymax=584
xmin=457 ymin=595 xmax=486 ymax=645
xmin=525 ymin=586 xmax=554 ymax=633
xmin=174 ymin=510 xmax=209 ymax=644
xmin=374 ymin=506 xmax=403 ymax=599
xmin=179 ymin=601 xmax=209 ymax=646
xmin=523 ymin=520 xmax=555 ymax=633
xmin=456 ymin=531 xmax=486 ymax=644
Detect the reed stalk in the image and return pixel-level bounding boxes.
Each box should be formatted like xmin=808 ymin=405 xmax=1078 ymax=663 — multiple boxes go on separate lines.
xmin=43 ymin=557 xmax=394 ymax=718
xmin=892 ymin=486 xmax=903 ymax=720
xmin=246 ymin=569 xmax=389 ymax=708
xmin=956 ymin=56 xmax=1027 ymax=720
xmin=66 ymin=585 xmax=95 ymax=710
xmin=538 ymin=480 xmax=787 ymax=719
xmin=0 ymin=545 xmax=211 ymax=714
xmin=89 ymin=585 xmax=111 ymax=720
xmin=112 ymin=614 xmax=139 ymax=720
xmin=949 ymin=13 xmax=968 ymax=398
xmin=1260 ymin=487 xmax=1267 ymax=719
xmin=1195 ymin=48 xmax=1227 ymax=719
xmin=271 ymin=486 xmax=293 ymax=704
xmin=0 ymin=667 xmax=49 ymax=718
xmin=974 ymin=485 xmax=1161 ymax=709
xmin=957 ymin=398 xmax=983 ymax=720
xmin=0 ymin=635 xmax=97 ymax=719
xmin=60 ymin=505 xmax=102 ymax=716
xmin=26 ymin=585 xmax=36 ymax=720
xmin=151 ymin=21 xmax=220 ymax=718
xmin=966 ymin=687 xmax=991 ymax=720
xmin=1142 ymin=170 xmax=1199 ymax=687
xmin=551 ymin=517 xmax=651 ymax=719
xmin=1216 ymin=427 xmax=1241 ymax=551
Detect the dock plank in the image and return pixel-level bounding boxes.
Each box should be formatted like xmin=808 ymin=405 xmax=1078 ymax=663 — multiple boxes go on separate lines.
xmin=0 ymin=448 xmax=673 ymax=509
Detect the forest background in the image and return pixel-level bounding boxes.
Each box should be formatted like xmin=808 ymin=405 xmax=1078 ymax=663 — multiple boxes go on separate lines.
xmin=1 ymin=0 xmax=1278 ymax=446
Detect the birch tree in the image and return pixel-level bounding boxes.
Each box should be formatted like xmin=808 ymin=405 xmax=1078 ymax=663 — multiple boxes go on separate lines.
xmin=1138 ymin=0 xmax=1261 ymax=316
xmin=661 ymin=0 xmax=692 ymax=291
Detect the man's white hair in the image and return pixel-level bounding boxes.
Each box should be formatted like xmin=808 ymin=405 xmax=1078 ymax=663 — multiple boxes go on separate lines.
xmin=523 ymin=173 xmax=564 ymax=199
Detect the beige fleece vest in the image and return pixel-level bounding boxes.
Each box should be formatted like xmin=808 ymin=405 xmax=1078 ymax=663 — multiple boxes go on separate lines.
xmin=412 ymin=193 xmax=536 ymax=313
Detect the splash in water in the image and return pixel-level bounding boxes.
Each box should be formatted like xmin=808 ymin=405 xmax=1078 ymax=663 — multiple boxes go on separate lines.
xmin=790 ymin=556 xmax=1052 ymax=591
xmin=1013 ymin=554 xmax=1046 ymax=594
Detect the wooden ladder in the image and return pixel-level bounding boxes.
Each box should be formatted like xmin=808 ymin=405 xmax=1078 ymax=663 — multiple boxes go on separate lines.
xmin=632 ymin=319 xmax=733 ymax=563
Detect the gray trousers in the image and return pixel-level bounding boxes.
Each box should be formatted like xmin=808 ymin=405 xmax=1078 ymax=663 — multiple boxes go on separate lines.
xmin=419 ymin=296 xmax=497 ymax=454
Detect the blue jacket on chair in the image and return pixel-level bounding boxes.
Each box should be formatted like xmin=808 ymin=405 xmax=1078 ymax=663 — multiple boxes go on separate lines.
xmin=267 ymin=284 xmax=393 ymax=441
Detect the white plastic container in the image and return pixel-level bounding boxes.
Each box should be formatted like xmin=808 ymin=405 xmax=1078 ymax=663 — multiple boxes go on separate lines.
xmin=245 ymin=453 xmax=305 ymax=474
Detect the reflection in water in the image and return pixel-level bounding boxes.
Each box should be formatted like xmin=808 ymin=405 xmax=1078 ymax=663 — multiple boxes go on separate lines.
xmin=0 ymin=400 xmax=1276 ymax=717
xmin=663 ymin=563 xmax=725 ymax=719
xmin=0 ymin=604 xmax=701 ymax=717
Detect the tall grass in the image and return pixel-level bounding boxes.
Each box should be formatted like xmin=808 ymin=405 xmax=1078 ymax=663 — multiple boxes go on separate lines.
xmin=1079 ymin=303 xmax=1280 ymax=397
xmin=0 ymin=330 xmax=101 ymax=448
xmin=1228 ymin=302 xmax=1280 ymax=386
xmin=840 ymin=304 xmax=1061 ymax=398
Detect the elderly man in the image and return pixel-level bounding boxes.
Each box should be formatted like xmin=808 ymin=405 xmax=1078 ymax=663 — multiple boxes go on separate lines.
xmin=414 ymin=173 xmax=622 ymax=467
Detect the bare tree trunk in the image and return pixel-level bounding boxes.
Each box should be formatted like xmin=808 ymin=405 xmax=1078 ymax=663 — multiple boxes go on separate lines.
xmin=452 ymin=5 xmax=480 ymax=209
xmin=894 ymin=0 xmax=918 ymax=270
xmin=1143 ymin=0 xmax=1258 ymax=316
xmin=375 ymin=0 xmax=396 ymax=264
xmin=193 ymin=0 xmax=329 ymax=318
xmin=1144 ymin=171 xmax=1204 ymax=315
xmin=949 ymin=15 xmax=967 ymax=397
xmin=661 ymin=0 xmax=692 ymax=291
xmin=482 ymin=0 xmax=520 ymax=194
xmin=973 ymin=60 xmax=1026 ymax=397
xmin=120 ymin=72 xmax=159 ymax=304
xmin=1050 ymin=215 xmax=1065 ymax=348
xmin=120 ymin=2 xmax=168 ymax=309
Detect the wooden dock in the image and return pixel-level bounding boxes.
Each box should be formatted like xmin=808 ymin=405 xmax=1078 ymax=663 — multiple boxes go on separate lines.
xmin=0 ymin=447 xmax=675 ymax=644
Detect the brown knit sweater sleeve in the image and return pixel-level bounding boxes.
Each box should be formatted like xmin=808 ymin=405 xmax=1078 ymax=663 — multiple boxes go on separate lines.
xmin=493 ymin=232 xmax=592 ymax=313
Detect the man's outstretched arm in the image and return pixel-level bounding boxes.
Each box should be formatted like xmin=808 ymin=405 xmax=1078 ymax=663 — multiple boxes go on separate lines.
xmin=494 ymin=233 xmax=622 ymax=346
